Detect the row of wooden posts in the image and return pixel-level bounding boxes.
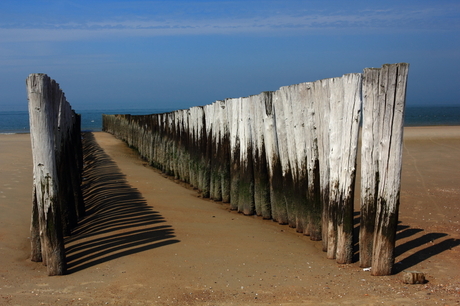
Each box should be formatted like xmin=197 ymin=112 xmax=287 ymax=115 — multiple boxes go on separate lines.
xmin=26 ymin=63 xmax=408 ymax=276
xmin=27 ymin=73 xmax=84 ymax=275
xmin=103 ymin=63 xmax=409 ymax=276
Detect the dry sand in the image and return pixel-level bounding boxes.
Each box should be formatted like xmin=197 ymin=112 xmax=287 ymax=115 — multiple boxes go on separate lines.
xmin=0 ymin=127 xmax=459 ymax=305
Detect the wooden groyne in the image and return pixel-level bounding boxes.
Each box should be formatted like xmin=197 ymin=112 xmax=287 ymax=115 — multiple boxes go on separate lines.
xmin=103 ymin=63 xmax=409 ymax=275
xmin=27 ymin=73 xmax=83 ymax=275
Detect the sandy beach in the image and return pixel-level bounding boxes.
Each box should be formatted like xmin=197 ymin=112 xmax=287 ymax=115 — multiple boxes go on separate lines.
xmin=0 ymin=127 xmax=459 ymax=305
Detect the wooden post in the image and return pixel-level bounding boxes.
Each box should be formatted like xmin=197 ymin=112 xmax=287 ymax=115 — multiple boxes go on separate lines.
xmin=288 ymin=83 xmax=309 ymax=235
xmin=229 ymin=98 xmax=241 ymax=210
xmin=334 ymin=73 xmax=362 ymax=264
xmin=326 ymin=77 xmax=343 ymax=260
xmin=238 ymin=97 xmax=255 ymax=215
xmin=370 ymin=63 xmax=409 ymax=276
xmin=359 ymin=67 xmax=381 ymax=268
xmin=220 ymin=103 xmax=232 ymax=204
xmin=27 ymin=74 xmax=66 ymax=275
xmin=208 ymin=102 xmax=222 ymax=201
xmin=304 ymin=82 xmax=322 ymax=240
xmin=271 ymin=90 xmax=294 ymax=225
xmin=322 ymin=74 xmax=361 ymax=263
xmin=273 ymin=86 xmax=301 ymax=228
xmin=312 ymin=78 xmax=331 ymax=251
xmin=252 ymin=93 xmax=271 ymax=219
xmin=262 ymin=92 xmax=288 ymax=224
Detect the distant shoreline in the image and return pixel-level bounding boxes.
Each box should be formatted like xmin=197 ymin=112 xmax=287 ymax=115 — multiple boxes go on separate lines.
xmin=1 ymin=106 xmax=460 ymax=133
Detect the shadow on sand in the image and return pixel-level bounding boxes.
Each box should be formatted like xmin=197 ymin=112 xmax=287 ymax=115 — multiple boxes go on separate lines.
xmin=352 ymin=213 xmax=459 ymax=273
xmin=64 ymin=132 xmax=180 ymax=274
xmin=68 ymin=132 xmax=458 ymax=276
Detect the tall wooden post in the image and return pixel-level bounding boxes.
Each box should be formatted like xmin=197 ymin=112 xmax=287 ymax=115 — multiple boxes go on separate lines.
xmin=312 ymin=78 xmax=331 ymax=251
xmin=252 ymin=94 xmax=271 ymax=219
xmin=27 ymin=74 xmax=66 ymax=275
xmin=262 ymin=92 xmax=288 ymax=224
xmin=304 ymin=82 xmax=322 ymax=241
xmin=229 ymin=98 xmax=242 ymax=210
xmin=360 ymin=63 xmax=409 ymax=275
xmin=334 ymin=73 xmax=362 ymax=264
xmin=238 ymin=96 xmax=255 ymax=215
xmin=359 ymin=68 xmax=381 ymax=268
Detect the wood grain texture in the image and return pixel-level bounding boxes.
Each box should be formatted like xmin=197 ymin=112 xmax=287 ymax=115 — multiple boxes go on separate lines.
xmin=360 ymin=63 xmax=409 ymax=275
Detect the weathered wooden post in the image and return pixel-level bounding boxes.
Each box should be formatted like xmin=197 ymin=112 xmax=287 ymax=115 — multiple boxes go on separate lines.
xmin=288 ymin=83 xmax=309 ymax=234
xmin=208 ymin=102 xmax=221 ymax=201
xmin=334 ymin=73 xmax=362 ymax=264
xmin=360 ymin=63 xmax=409 ymax=275
xmin=251 ymin=93 xmax=271 ymax=219
xmin=179 ymin=110 xmax=192 ymax=185
xmin=273 ymin=86 xmax=300 ymax=228
xmin=262 ymin=92 xmax=288 ymax=224
xmin=359 ymin=67 xmax=381 ymax=268
xmin=325 ymin=77 xmax=341 ymax=259
xmin=27 ymin=74 xmax=66 ymax=275
xmin=218 ymin=102 xmax=232 ymax=203
xmin=321 ymin=74 xmax=361 ymax=263
xmin=271 ymin=90 xmax=296 ymax=226
xmin=304 ymin=82 xmax=322 ymax=241
xmin=313 ymin=78 xmax=331 ymax=251
xmin=238 ymin=96 xmax=256 ymax=215
xmin=228 ymin=98 xmax=242 ymax=210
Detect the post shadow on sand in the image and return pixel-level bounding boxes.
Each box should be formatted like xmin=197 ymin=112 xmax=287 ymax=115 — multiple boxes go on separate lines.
xmin=67 ymin=132 xmax=458 ymax=274
xmin=64 ymin=132 xmax=180 ymax=274
xmin=352 ymin=212 xmax=460 ymax=273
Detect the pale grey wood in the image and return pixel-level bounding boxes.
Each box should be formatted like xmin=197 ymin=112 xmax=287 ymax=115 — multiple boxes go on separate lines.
xmin=371 ymin=63 xmax=409 ymax=276
xmin=326 ymin=76 xmax=344 ymax=259
xmin=261 ymin=91 xmax=285 ymax=222
xmin=238 ymin=96 xmax=255 ymax=215
xmin=304 ymin=82 xmax=322 ymax=240
xmin=207 ymin=102 xmax=221 ymax=201
xmin=312 ymin=78 xmax=331 ymax=251
xmin=334 ymin=73 xmax=362 ymax=264
xmin=27 ymin=74 xmax=66 ymax=276
xmin=314 ymin=74 xmax=361 ymax=262
xmin=360 ymin=67 xmax=381 ymax=268
xmin=271 ymin=89 xmax=291 ymax=225
xmin=273 ymin=86 xmax=297 ymax=226
xmin=228 ymin=97 xmax=242 ymax=210
xmin=290 ymin=83 xmax=309 ymax=234
xmin=219 ymin=100 xmax=231 ymax=203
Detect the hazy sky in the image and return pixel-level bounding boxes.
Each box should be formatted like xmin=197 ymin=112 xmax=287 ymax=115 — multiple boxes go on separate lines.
xmin=1 ymin=0 xmax=459 ymax=111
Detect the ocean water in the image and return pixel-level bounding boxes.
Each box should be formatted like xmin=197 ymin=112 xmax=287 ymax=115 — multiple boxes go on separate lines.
xmin=0 ymin=109 xmax=173 ymax=134
xmin=403 ymin=106 xmax=460 ymax=127
xmin=1 ymin=106 xmax=459 ymax=134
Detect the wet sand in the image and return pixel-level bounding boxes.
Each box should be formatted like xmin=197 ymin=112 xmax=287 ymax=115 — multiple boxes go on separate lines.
xmin=0 ymin=127 xmax=459 ymax=305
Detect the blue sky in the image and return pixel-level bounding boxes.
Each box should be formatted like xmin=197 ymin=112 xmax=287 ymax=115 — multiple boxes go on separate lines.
xmin=1 ymin=0 xmax=459 ymax=111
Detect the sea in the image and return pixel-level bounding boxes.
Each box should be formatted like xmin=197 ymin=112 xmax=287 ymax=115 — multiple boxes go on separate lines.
xmin=1 ymin=106 xmax=459 ymax=134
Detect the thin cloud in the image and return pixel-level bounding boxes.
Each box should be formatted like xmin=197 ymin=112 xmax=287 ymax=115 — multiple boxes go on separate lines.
xmin=0 ymin=2 xmax=458 ymax=42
